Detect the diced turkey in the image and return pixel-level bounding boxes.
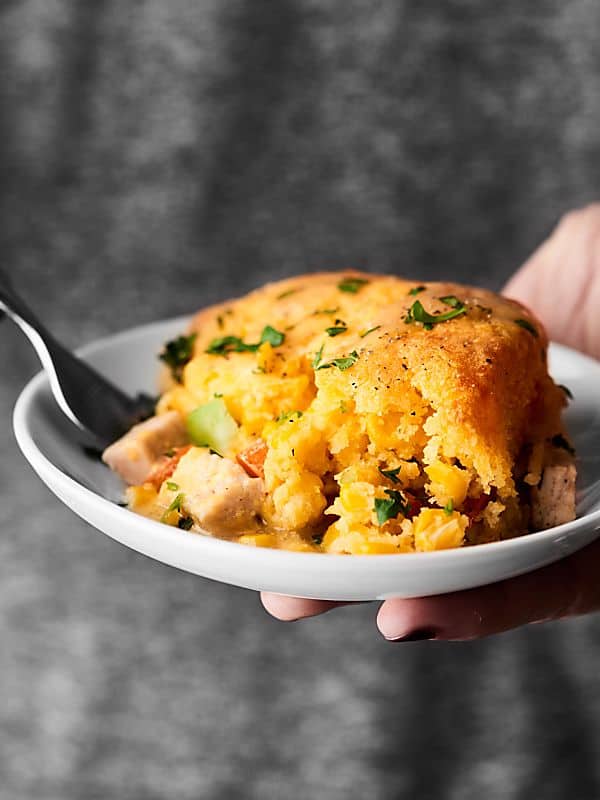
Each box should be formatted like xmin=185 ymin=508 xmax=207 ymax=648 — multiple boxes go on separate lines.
xmin=102 ymin=411 xmax=188 ymax=485
xmin=530 ymin=453 xmax=576 ymax=531
xmin=161 ymin=448 xmax=265 ymax=533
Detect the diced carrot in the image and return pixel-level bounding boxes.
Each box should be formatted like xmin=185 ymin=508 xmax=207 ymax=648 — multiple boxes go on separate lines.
xmin=237 ymin=439 xmax=268 ymax=479
xmin=144 ymin=445 xmax=192 ymax=488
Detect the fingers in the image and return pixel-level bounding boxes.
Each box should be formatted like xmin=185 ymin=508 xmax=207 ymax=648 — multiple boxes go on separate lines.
xmin=263 ymin=538 xmax=600 ymax=636
xmin=503 ymin=203 xmax=600 ymax=359
xmin=377 ymin=538 xmax=600 ymax=641
xmin=260 ymin=593 xmax=345 ymax=621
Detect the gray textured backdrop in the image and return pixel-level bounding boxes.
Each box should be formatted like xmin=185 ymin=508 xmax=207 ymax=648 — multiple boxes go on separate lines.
xmin=1 ymin=2 xmax=600 ymax=799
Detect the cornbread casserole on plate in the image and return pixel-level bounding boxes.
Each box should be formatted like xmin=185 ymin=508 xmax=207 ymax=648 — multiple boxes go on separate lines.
xmin=13 ymin=280 xmax=600 ymax=599
xmin=102 ymin=273 xmax=576 ymax=555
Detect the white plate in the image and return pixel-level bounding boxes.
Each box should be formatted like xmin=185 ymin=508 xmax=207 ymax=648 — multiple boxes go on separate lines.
xmin=13 ymin=317 xmax=600 ymax=601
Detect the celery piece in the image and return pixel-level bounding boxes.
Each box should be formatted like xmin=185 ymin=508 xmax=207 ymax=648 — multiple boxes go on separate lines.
xmin=186 ymin=399 xmax=238 ymax=455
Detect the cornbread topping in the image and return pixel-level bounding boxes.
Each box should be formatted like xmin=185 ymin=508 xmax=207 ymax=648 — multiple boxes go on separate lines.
xmin=103 ymin=272 xmax=576 ymax=554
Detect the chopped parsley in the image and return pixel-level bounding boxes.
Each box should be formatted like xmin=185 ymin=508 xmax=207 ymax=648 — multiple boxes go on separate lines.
xmin=444 ymin=499 xmax=454 ymax=516
xmin=338 ymin=277 xmax=369 ymax=294
xmin=277 ymin=288 xmax=300 ymax=299
xmin=326 ymin=320 xmax=348 ymax=337
xmin=313 ymin=307 xmax=340 ymax=315
xmin=312 ymin=343 xmax=325 ymax=369
xmin=551 ymin=434 xmax=575 ymax=455
xmin=276 ymin=410 xmax=303 ymax=423
xmin=404 ymin=298 xmax=466 ymax=329
xmin=260 ymin=325 xmax=285 ymax=346
xmin=316 ymin=350 xmax=359 ymax=371
xmin=360 ymin=325 xmax=381 ymax=338
xmin=374 ymin=489 xmax=410 ymax=525
xmin=312 ymin=533 xmax=324 ymax=546
xmin=440 ymin=295 xmax=462 ymax=308
xmin=161 ymin=493 xmax=185 ymax=522
xmin=206 ymin=325 xmax=285 ymax=356
xmin=177 ymin=516 xmax=194 ymax=530
xmin=408 ymin=285 xmax=426 ymax=296
xmin=379 ymin=466 xmax=402 ymax=484
xmin=205 ymin=335 xmax=255 ymax=355
xmin=159 ymin=333 xmax=197 ymax=382
xmin=515 ymin=318 xmax=538 ymax=337
xmin=166 ymin=481 xmax=179 ymax=491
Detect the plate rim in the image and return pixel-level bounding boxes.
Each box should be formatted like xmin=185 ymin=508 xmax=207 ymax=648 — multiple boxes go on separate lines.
xmin=12 ymin=317 xmax=600 ymax=571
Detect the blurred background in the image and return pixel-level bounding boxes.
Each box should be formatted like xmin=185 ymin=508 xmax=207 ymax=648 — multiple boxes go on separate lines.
xmin=2 ymin=2 xmax=600 ymax=798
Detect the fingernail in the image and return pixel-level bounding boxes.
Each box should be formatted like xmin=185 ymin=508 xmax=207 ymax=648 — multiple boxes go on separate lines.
xmin=384 ymin=627 xmax=438 ymax=642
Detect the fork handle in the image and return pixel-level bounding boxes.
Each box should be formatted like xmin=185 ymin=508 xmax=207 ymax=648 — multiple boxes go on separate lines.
xmin=0 ymin=270 xmax=153 ymax=446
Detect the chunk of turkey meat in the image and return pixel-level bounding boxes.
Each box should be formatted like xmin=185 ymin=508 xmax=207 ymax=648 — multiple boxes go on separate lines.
xmin=160 ymin=447 xmax=265 ymax=533
xmin=530 ymin=450 xmax=576 ymax=531
xmin=102 ymin=411 xmax=188 ymax=485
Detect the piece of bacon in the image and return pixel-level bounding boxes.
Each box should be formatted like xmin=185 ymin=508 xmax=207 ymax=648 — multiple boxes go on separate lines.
xmin=403 ymin=491 xmax=423 ymax=520
xmin=462 ymin=492 xmax=492 ymax=521
xmin=144 ymin=444 xmax=192 ymax=488
xmin=237 ymin=439 xmax=268 ymax=479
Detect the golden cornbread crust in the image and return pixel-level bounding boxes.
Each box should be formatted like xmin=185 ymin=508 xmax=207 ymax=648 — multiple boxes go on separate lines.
xmin=130 ymin=272 xmax=573 ymax=554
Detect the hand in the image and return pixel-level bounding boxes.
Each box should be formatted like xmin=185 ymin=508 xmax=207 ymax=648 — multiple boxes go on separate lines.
xmin=262 ymin=204 xmax=600 ymax=639
xmin=504 ymin=204 xmax=600 ymax=360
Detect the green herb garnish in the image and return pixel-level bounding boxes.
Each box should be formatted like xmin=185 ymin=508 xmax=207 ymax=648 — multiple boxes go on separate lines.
xmin=374 ymin=489 xmax=410 ymax=525
xmin=277 ymin=288 xmax=299 ymax=299
xmin=326 ymin=321 xmax=348 ymax=337
xmin=312 ymin=343 xmax=325 ymax=369
xmin=338 ymin=277 xmax=369 ymax=294
xmin=551 ymin=434 xmax=575 ymax=455
xmin=444 ymin=499 xmax=454 ymax=516
xmin=316 ymin=350 xmax=359 ymax=371
xmin=260 ymin=325 xmax=285 ymax=347
xmin=206 ymin=325 xmax=285 ymax=356
xmin=440 ymin=295 xmax=462 ymax=308
xmin=166 ymin=481 xmax=179 ymax=491
xmin=276 ymin=410 xmax=303 ymax=423
xmin=312 ymin=533 xmax=324 ymax=546
xmin=404 ymin=299 xmax=466 ymax=329
xmin=161 ymin=493 xmax=185 ymax=522
xmin=379 ymin=466 xmax=402 ymax=484
xmin=515 ymin=318 xmax=538 ymax=337
xmin=205 ymin=335 xmax=255 ymax=355
xmin=313 ymin=307 xmax=340 ymax=316
xmin=159 ymin=333 xmax=197 ymax=382
xmin=177 ymin=516 xmax=194 ymax=530
xmin=360 ymin=325 xmax=381 ymax=338
xmin=408 ymin=285 xmax=426 ymax=296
